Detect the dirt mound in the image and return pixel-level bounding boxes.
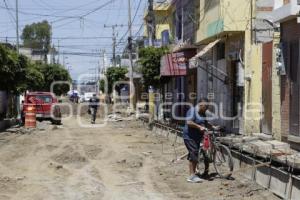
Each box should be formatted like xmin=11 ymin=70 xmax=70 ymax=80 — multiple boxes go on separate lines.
xmin=52 ymin=146 xmax=88 ymax=166
xmin=0 ymin=176 xmax=21 ymax=194
xmin=116 ymin=154 xmax=144 ymax=168
xmin=83 ymin=145 xmax=102 ymax=159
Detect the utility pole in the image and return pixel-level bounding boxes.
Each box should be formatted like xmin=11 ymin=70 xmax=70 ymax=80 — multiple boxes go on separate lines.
xmin=181 ymin=6 xmax=184 ymax=41
xmin=128 ymin=0 xmax=134 ymax=108
xmin=57 ymin=40 xmax=60 ymax=64
xmin=101 ymin=49 xmax=106 ymax=75
xmin=146 ymin=0 xmax=155 ymax=46
xmin=104 ymin=24 xmax=124 ymax=67
xmin=50 ymin=22 xmax=55 ymax=64
xmin=15 ymin=0 xmax=19 ymax=54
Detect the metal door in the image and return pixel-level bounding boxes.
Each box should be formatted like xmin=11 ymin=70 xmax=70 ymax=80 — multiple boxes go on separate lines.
xmin=289 ymin=41 xmax=300 ymax=136
xmin=262 ymin=42 xmax=273 ymax=134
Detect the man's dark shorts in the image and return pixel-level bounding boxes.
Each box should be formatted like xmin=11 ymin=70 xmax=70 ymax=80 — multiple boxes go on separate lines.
xmin=184 ymin=139 xmax=200 ymax=162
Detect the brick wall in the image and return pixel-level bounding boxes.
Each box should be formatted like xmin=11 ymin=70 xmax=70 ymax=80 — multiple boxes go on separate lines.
xmin=281 ymin=19 xmax=300 ymax=140
xmin=281 ymin=76 xmax=290 ymax=140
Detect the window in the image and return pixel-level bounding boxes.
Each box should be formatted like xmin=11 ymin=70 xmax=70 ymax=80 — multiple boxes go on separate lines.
xmin=36 ymin=95 xmax=52 ymax=103
xmin=204 ymin=0 xmax=220 ymax=12
xmin=217 ymin=42 xmax=225 ymax=60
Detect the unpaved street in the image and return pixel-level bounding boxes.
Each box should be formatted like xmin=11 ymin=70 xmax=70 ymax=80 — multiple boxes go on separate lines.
xmin=0 ymin=117 xmax=280 ymax=200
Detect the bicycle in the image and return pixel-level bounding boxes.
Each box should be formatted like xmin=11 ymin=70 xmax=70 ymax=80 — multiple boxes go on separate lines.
xmin=197 ymin=129 xmax=234 ymax=179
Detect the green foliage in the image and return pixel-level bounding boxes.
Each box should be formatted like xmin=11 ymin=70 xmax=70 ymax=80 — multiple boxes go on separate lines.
xmin=21 ymin=20 xmax=51 ymax=53
xmin=39 ymin=64 xmax=71 ymax=96
xmin=138 ymin=47 xmax=168 ymax=90
xmin=0 ymin=45 xmax=26 ymax=93
xmin=24 ymin=62 xmax=45 ymax=91
xmin=105 ymin=67 xmax=128 ymax=94
xmin=0 ymin=44 xmax=71 ymax=95
xmin=99 ymin=79 xmax=106 ymax=93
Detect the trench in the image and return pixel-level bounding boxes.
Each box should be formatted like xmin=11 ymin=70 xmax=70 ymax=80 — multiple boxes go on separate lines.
xmin=138 ymin=116 xmax=300 ymax=200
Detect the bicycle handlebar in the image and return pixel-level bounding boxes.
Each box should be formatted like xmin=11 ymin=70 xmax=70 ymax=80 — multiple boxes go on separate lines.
xmin=204 ymin=130 xmax=221 ymax=136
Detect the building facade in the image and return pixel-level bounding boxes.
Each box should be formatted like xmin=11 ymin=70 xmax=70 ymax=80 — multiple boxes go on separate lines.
xmin=272 ymin=0 xmax=300 ymax=149
xmin=144 ymin=0 xmax=174 ymax=47
xmin=192 ymin=0 xmax=276 ymax=134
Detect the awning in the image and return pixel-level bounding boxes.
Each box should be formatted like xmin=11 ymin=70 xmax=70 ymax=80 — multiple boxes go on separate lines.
xmin=160 ymin=49 xmax=197 ymax=77
xmin=189 ymin=39 xmax=221 ymax=68
xmin=160 ymin=52 xmax=187 ymax=76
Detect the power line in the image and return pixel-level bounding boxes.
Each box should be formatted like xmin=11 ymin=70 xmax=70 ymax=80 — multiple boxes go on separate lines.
xmin=116 ymin=0 xmax=142 ymax=47
xmin=51 ymin=0 xmax=116 ymax=29
xmin=0 ymin=36 xmax=115 ymax=39
xmin=81 ymin=0 xmax=115 ymax=18
xmin=0 ymin=5 xmax=81 ymax=18
xmin=0 ymin=0 xmax=115 ymax=25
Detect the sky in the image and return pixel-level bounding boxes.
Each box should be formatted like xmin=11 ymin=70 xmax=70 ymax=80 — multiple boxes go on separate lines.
xmin=0 ymin=0 xmax=147 ymax=79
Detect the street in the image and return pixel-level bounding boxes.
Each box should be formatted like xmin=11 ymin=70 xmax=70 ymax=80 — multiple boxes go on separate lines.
xmin=0 ymin=115 xmax=279 ymax=200
xmin=1 ymin=0 xmax=300 ymax=199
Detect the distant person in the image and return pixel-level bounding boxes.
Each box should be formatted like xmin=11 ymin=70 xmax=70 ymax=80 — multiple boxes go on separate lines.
xmin=89 ymin=94 xmax=99 ymax=124
xmin=183 ymin=98 xmax=219 ymax=183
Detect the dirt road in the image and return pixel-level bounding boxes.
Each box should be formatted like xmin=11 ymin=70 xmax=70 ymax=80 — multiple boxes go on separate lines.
xmin=0 ymin=116 xmax=280 ymax=200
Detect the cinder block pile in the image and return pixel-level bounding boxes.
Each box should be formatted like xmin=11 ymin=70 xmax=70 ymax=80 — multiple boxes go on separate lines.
xmin=218 ymin=133 xmax=300 ymax=169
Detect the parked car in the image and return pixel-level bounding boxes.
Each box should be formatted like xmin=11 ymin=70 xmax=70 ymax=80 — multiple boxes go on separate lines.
xmin=21 ymin=92 xmax=62 ymax=125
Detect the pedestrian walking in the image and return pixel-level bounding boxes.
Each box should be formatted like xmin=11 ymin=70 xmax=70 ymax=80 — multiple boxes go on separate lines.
xmin=89 ymin=94 xmax=99 ymax=124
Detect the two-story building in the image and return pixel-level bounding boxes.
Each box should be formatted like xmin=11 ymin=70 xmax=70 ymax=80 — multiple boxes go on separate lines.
xmin=272 ymin=0 xmax=300 ymax=149
xmin=144 ymin=0 xmax=174 ymax=47
xmin=191 ymin=0 xmax=275 ymax=134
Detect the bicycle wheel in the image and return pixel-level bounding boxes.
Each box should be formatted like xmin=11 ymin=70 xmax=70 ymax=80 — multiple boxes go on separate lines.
xmin=213 ymin=144 xmax=233 ymax=179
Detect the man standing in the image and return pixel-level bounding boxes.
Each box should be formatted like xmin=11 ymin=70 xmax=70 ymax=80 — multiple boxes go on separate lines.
xmin=183 ymin=98 xmax=218 ymax=183
xmin=89 ymin=94 xmax=99 ymax=124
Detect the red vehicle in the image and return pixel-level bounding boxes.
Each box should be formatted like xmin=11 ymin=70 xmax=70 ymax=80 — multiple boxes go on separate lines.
xmin=21 ymin=92 xmax=62 ymax=125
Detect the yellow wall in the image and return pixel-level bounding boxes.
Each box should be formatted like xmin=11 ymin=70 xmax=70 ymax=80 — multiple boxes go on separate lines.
xmin=272 ymin=32 xmax=281 ymax=140
xmin=144 ymin=5 xmax=174 ymax=40
xmin=243 ymin=30 xmax=263 ymax=134
xmin=195 ymin=0 xmax=265 ymax=135
xmin=196 ymin=0 xmax=251 ymax=43
xmin=155 ymin=10 xmax=173 ymax=40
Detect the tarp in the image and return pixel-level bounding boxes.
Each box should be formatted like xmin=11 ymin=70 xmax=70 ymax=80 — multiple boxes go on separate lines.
xmin=160 ymin=52 xmax=188 ymax=76
xmin=189 ymin=39 xmax=221 ymax=69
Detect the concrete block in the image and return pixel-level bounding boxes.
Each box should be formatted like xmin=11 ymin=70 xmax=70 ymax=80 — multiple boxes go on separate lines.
xmin=274 ymin=155 xmax=288 ymax=164
xmin=239 ymin=154 xmax=256 ymax=180
xmin=286 ymin=154 xmax=300 ymax=169
xmin=231 ymin=136 xmax=259 ymax=144
xmin=256 ymin=165 xmax=271 ymax=188
xmin=218 ymin=136 xmax=235 ymax=145
xmin=252 ymin=133 xmax=273 ymax=141
xmin=247 ymin=140 xmax=273 ymax=156
xmin=239 ymin=143 xmax=253 ymax=153
xmin=266 ymin=140 xmax=290 ymax=151
xmin=291 ymin=176 xmax=300 ymax=200
xmin=231 ymin=151 xmax=241 ymax=171
xmin=232 ymin=142 xmax=251 ymax=152
xmin=269 ymin=167 xmax=289 ymax=198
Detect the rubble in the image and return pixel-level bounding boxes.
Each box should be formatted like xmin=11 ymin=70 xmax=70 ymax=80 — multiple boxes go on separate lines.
xmin=218 ymin=134 xmax=300 ymax=169
xmin=252 ymin=133 xmax=273 ymax=141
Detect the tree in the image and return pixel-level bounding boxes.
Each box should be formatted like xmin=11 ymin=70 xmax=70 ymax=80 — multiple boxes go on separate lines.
xmin=39 ymin=64 xmax=71 ymax=96
xmin=24 ymin=62 xmax=45 ymax=91
xmin=138 ymin=47 xmax=168 ymax=90
xmin=0 ymin=45 xmax=26 ymax=93
xmin=21 ymin=20 xmax=51 ymax=53
xmin=103 ymin=67 xmax=128 ymax=94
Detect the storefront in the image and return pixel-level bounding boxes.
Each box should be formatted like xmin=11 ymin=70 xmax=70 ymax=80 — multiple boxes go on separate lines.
xmin=190 ymin=34 xmax=244 ymax=133
xmin=281 ymin=18 xmax=300 ymax=140
xmin=160 ymin=48 xmax=196 ymax=121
